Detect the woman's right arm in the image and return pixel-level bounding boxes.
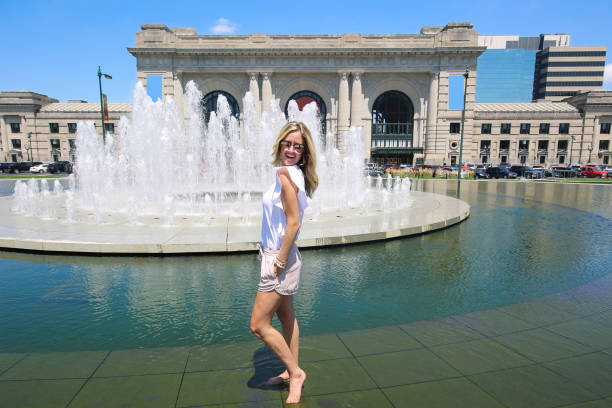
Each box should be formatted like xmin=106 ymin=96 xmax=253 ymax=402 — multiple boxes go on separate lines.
xmin=275 ymin=168 xmax=300 ymax=276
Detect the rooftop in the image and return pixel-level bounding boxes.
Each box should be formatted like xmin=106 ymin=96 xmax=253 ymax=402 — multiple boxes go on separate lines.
xmin=39 ymin=103 xmax=132 ymax=113
xmin=474 ymin=102 xmax=579 ymax=113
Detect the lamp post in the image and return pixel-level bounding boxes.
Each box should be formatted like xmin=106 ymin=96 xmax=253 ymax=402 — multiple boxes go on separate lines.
xmin=457 ymin=68 xmax=469 ymax=198
xmin=588 ymin=144 xmax=593 ymax=163
xmin=97 ymin=66 xmax=112 ymax=142
xmin=27 ymin=133 xmax=32 ymax=161
xmin=569 ymin=135 xmax=574 ymax=166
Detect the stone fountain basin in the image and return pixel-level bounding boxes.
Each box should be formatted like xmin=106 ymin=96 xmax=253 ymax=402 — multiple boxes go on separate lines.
xmin=0 ymin=191 xmax=469 ymax=254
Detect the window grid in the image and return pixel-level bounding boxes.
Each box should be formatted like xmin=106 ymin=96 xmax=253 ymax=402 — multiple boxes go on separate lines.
xmin=104 ymin=123 xmax=115 ymax=134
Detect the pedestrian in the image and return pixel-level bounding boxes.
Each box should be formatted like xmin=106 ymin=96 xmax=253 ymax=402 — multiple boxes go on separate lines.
xmin=250 ymin=121 xmax=318 ymax=404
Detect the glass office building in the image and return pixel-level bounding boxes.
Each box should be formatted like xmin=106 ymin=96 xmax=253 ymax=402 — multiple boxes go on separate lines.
xmin=476 ymin=49 xmax=537 ymax=102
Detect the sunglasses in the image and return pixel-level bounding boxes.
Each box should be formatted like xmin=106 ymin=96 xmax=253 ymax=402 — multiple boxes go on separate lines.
xmin=280 ymin=140 xmax=305 ymax=153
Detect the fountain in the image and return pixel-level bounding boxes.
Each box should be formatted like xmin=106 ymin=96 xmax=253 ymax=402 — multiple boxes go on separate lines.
xmin=2 ymin=81 xmax=470 ymax=254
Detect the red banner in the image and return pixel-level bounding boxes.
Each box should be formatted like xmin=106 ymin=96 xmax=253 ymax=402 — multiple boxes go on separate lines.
xmin=103 ymin=93 xmax=109 ymax=121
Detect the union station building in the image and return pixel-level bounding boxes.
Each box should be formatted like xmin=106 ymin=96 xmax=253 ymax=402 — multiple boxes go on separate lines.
xmin=1 ymin=22 xmax=611 ymax=166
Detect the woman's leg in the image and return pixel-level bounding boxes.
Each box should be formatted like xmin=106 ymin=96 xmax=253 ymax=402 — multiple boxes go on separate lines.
xmin=263 ymin=295 xmax=299 ymax=385
xmin=250 ymin=291 xmax=305 ymax=403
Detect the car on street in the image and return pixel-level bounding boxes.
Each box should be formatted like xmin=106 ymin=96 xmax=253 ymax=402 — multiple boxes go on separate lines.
xmin=0 ymin=162 xmax=15 ymax=173
xmin=485 ymin=167 xmax=518 ymax=179
xmin=600 ymin=165 xmax=612 ymax=177
xmin=364 ymin=163 xmax=384 ymax=177
xmin=47 ymin=161 xmax=73 ymax=174
xmin=550 ymin=166 xmax=577 ymax=178
xmin=29 ymin=163 xmax=50 ymax=173
xmin=579 ymin=165 xmax=607 ymax=178
xmin=532 ymin=165 xmax=552 ymax=177
xmin=2 ymin=161 xmax=42 ymax=174
xmin=473 ymin=168 xmax=490 ymax=179
xmin=510 ymin=165 xmax=543 ymax=178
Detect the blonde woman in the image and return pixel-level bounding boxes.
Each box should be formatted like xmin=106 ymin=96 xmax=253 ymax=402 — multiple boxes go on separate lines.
xmin=250 ymin=121 xmax=318 ymax=404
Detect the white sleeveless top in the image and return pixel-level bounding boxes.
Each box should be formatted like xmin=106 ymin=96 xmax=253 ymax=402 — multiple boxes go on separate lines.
xmin=261 ymin=165 xmax=308 ymax=250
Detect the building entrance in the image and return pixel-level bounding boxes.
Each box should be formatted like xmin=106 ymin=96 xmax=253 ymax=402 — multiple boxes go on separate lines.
xmin=370 ymin=91 xmax=417 ymax=165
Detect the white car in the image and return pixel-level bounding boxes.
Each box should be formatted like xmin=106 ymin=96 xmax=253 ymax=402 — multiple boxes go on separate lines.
xmin=29 ymin=163 xmax=49 ymax=173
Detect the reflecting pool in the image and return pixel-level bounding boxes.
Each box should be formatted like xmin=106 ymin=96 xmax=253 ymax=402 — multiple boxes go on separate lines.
xmin=0 ymin=180 xmax=610 ymax=353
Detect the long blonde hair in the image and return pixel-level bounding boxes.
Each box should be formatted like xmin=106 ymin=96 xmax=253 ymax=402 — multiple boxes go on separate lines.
xmin=272 ymin=121 xmax=319 ymax=198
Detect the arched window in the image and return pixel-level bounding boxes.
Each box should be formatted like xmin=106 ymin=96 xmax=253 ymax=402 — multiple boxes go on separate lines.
xmin=285 ymin=91 xmax=327 ymax=134
xmin=201 ymin=91 xmax=240 ymax=122
xmin=371 ymin=91 xmax=414 ymax=135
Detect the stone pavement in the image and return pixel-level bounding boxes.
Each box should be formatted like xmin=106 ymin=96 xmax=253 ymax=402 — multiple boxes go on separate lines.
xmin=1 ymin=270 xmax=611 ymax=408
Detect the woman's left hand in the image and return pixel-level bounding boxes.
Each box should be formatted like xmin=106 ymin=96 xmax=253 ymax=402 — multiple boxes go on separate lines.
xmin=274 ymin=265 xmax=283 ymax=277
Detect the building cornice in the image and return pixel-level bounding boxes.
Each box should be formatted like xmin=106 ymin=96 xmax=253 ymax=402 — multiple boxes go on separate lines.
xmin=127 ymin=47 xmax=485 ymax=57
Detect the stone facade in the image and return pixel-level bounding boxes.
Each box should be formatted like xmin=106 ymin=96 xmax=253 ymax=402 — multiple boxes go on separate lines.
xmin=128 ymin=22 xmax=484 ymax=165
xmin=0 ymin=92 xmax=130 ymax=163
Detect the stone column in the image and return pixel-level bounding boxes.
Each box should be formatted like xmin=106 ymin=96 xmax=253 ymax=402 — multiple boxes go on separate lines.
xmin=173 ymin=72 xmax=184 ymax=114
xmin=350 ymin=72 xmax=363 ymax=128
xmin=261 ymin=72 xmax=272 ymax=113
xmin=427 ymin=72 xmax=439 ymax=147
xmin=337 ymin=72 xmax=350 ymax=152
xmin=248 ymin=72 xmax=261 ymax=117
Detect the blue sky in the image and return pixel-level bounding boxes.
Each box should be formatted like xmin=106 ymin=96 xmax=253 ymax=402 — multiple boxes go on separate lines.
xmin=1 ymin=0 xmax=610 ymax=103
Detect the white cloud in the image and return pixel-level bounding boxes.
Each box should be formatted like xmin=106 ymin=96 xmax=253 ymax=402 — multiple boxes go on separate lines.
xmin=210 ymin=18 xmax=238 ymax=34
xmin=604 ymin=63 xmax=612 ymax=90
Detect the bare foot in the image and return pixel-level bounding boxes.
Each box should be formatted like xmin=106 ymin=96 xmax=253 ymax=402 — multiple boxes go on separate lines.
xmin=263 ymin=370 xmax=289 ymax=386
xmin=285 ymin=368 xmax=306 ymax=404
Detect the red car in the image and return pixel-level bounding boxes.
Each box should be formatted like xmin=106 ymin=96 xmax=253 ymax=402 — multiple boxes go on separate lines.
xmin=579 ymin=165 xmax=607 ymax=178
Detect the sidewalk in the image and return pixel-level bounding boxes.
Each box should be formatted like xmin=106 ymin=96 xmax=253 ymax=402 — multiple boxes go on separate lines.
xmin=1 ymin=271 xmax=612 ymax=407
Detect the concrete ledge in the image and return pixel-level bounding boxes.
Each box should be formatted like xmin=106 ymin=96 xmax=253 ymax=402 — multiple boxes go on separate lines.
xmin=0 ymin=191 xmax=469 ymax=255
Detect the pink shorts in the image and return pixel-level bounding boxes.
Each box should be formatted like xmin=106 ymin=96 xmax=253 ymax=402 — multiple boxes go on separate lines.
xmin=258 ymin=245 xmax=302 ymax=295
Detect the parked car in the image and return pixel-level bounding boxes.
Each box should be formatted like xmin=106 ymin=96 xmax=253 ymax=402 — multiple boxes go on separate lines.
xmin=2 ymin=161 xmax=42 ymax=174
xmin=485 ymin=167 xmax=518 ymax=179
xmin=0 ymin=162 xmax=15 ymax=173
xmin=550 ymin=166 xmax=577 ymax=178
xmin=600 ymin=165 xmax=612 ymax=177
xmin=532 ymin=165 xmax=552 ymax=177
xmin=509 ymin=165 xmax=543 ymax=179
xmin=382 ymin=164 xmax=399 ymax=171
xmin=473 ymin=168 xmax=490 ymax=179
xmin=579 ymin=165 xmax=607 ymax=178
xmin=47 ymin=161 xmax=73 ymax=174
xmin=29 ymin=163 xmax=50 ymax=173
xmin=364 ymin=162 xmax=384 ymax=177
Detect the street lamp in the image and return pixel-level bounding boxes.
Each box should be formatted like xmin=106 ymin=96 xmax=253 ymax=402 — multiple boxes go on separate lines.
xmin=97 ymin=66 xmax=112 ymax=142
xmin=569 ymin=135 xmax=574 ymax=166
xmin=587 ymin=143 xmax=593 ymax=163
xmin=457 ymin=68 xmax=469 ymax=198
xmin=27 ymin=133 xmax=32 ymax=161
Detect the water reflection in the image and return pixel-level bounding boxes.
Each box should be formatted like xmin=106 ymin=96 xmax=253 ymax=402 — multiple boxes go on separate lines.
xmin=0 ymin=181 xmax=610 ymax=352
